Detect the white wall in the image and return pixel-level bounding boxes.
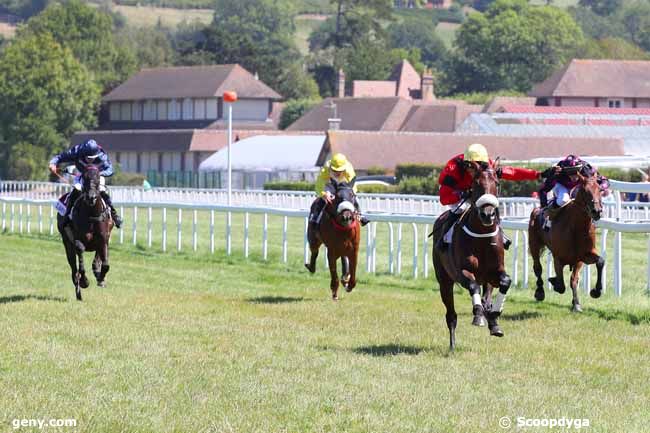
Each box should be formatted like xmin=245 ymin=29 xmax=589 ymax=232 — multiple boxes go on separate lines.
xmin=231 ymin=99 xmax=269 ymax=121
xmin=561 ymin=97 xmax=595 ymax=107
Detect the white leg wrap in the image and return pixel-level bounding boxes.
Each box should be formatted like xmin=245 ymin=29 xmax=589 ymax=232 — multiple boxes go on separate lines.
xmin=492 ymin=292 xmax=507 ymax=313
xmin=472 ymin=293 xmax=482 ymax=306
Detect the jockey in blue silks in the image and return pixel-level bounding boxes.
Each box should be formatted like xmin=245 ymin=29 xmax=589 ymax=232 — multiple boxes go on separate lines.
xmin=49 ymin=139 xmax=122 ymax=228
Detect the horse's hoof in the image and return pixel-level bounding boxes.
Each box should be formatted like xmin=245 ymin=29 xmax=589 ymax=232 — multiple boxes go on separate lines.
xmin=590 ymin=289 xmax=602 ymax=299
xmin=534 ymin=289 xmax=545 ymax=302
xmin=490 ymin=327 xmax=504 ymax=337
xmin=549 ymin=277 xmax=565 ymax=294
xmin=572 ymin=303 xmax=583 ymax=313
xmin=304 ymin=263 xmax=315 ymax=274
xmin=80 ymin=277 xmax=89 ymax=289
xmin=332 ymin=296 xmax=338 ymax=301
xmin=98 ymin=281 xmax=106 ymax=288
xmin=471 ymin=315 xmax=486 ymax=327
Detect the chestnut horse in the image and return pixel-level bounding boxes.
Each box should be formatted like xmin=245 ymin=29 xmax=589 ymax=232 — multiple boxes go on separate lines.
xmin=57 ymin=165 xmax=114 ymax=301
xmin=432 ymin=162 xmax=511 ymax=351
xmin=528 ymin=173 xmax=604 ymax=312
xmin=305 ymin=182 xmax=361 ymax=300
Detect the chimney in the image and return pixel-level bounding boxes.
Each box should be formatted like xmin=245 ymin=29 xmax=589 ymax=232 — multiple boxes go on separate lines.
xmin=328 ymin=118 xmax=341 ymax=130
xmin=254 ymin=71 xmax=259 ymax=80
xmin=336 ymin=68 xmax=346 ymax=98
xmin=421 ymin=69 xmax=435 ymax=102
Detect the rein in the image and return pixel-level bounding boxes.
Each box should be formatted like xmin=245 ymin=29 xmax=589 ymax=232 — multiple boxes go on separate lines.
xmin=330 ymin=216 xmax=358 ymax=232
xmin=462 ymin=225 xmax=499 ymax=238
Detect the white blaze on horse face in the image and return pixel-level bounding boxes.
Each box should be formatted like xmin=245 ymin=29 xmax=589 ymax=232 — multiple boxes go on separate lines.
xmin=492 ymin=292 xmax=507 ymax=313
xmin=337 ymin=201 xmax=355 ymax=215
xmin=476 ymin=194 xmax=499 ymax=208
xmin=472 ymin=293 xmax=481 ymax=306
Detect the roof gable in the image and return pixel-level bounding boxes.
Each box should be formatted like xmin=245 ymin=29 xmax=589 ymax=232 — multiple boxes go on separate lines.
xmin=103 ymin=64 xmax=282 ymax=102
xmin=530 ymin=59 xmax=650 ymax=98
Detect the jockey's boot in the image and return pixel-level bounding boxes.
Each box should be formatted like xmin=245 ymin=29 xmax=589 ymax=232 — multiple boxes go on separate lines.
xmin=436 ymin=212 xmax=461 ymax=252
xmin=64 ymin=189 xmax=80 ymax=224
xmin=100 ymin=191 xmax=122 ymax=229
xmin=543 ymin=204 xmax=562 ymax=232
xmin=359 ymin=215 xmax=369 ymax=226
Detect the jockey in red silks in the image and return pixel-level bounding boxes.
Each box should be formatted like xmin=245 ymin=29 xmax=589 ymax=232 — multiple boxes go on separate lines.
xmin=436 ymin=143 xmax=540 ymax=251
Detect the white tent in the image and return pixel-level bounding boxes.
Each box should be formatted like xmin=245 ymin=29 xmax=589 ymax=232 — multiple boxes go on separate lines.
xmin=198 ymin=135 xmax=325 ymax=189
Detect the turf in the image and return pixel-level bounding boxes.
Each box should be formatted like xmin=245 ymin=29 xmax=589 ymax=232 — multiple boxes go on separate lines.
xmin=0 ymin=227 xmax=649 ymax=432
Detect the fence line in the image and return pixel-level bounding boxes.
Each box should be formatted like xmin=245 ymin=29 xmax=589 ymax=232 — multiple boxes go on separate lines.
xmin=2 ymin=196 xmax=649 ymax=298
xmin=3 ymin=180 xmax=650 ymax=220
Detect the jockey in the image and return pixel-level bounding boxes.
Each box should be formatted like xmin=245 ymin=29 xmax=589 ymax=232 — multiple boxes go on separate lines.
xmin=309 ymin=153 xmax=369 ymax=231
xmin=49 ymin=139 xmax=122 ymax=228
xmin=538 ymin=155 xmax=609 ymax=230
xmin=436 ymin=143 xmax=540 ymax=251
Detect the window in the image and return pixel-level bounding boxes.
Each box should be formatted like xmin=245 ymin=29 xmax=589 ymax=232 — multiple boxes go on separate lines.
xmin=157 ymin=99 xmax=168 ymax=120
xmin=120 ymin=102 xmax=132 ymax=121
xmin=608 ymin=99 xmax=623 ymax=108
xmin=109 ymin=102 xmax=120 ymax=121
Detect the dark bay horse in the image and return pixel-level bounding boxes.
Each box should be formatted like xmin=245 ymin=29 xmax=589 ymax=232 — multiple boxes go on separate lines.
xmin=432 ymin=162 xmax=511 ymax=351
xmin=528 ymin=173 xmax=604 ymax=312
xmin=305 ymin=182 xmax=361 ymax=300
xmin=57 ymin=165 xmax=114 ymax=300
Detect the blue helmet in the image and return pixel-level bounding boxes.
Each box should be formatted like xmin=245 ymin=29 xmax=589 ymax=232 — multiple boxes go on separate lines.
xmin=83 ymin=139 xmax=101 ymax=159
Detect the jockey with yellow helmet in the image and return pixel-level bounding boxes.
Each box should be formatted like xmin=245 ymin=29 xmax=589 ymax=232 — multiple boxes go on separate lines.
xmin=436 ymin=143 xmax=540 ymax=251
xmin=309 ymin=153 xmax=369 ymax=230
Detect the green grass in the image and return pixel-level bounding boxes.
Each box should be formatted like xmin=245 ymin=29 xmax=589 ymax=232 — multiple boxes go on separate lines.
xmin=1 ymin=216 xmax=650 ymax=432
xmin=111 ymin=4 xmax=213 ymax=28
xmin=295 ymin=15 xmax=326 ymax=55
xmin=436 ymin=21 xmax=460 ymax=48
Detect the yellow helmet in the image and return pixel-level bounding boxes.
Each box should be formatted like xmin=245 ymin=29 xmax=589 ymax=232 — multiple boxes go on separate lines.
xmin=330 ymin=153 xmax=349 ymax=172
xmin=464 ymin=143 xmax=489 ymax=163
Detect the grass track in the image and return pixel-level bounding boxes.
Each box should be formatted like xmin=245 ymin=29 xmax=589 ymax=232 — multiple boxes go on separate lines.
xmin=1 ymin=232 xmax=649 ymax=432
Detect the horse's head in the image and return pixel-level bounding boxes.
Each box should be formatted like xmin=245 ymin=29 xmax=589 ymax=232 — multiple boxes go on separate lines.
xmin=575 ymin=172 xmax=603 ymax=221
xmin=468 ymin=160 xmax=500 ymax=227
xmin=332 ymin=181 xmax=357 ymax=227
xmin=81 ymin=164 xmax=101 ymax=207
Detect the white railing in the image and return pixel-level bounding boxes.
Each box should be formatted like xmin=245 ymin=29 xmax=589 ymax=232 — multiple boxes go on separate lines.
xmin=2 ymin=194 xmax=649 ymax=297
xmin=3 ymin=180 xmax=650 ymax=220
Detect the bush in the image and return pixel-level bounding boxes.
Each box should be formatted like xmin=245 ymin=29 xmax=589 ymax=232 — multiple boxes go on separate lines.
xmin=357 ymin=184 xmax=398 ymax=194
xmin=107 ymin=163 xmax=146 ymax=186
xmin=279 ymin=98 xmax=320 ymax=130
xmin=395 ymin=163 xmax=442 ymax=181
xmin=264 ymin=180 xmax=314 ymax=191
xmin=366 ymin=166 xmax=388 ymax=175
xmin=398 ymin=176 xmax=439 ymax=195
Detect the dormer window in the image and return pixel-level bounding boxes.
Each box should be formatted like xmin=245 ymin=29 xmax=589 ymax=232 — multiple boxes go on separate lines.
xmin=607 ymin=99 xmax=623 ymax=108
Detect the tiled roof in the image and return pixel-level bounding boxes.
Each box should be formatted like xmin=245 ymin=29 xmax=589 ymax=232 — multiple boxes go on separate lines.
xmin=529 ymin=59 xmax=650 ymax=98
xmin=483 ymin=97 xmax=536 ymax=113
xmin=500 ymin=105 xmax=650 ymax=115
xmin=103 ymin=64 xmax=282 ymax=102
xmin=352 ymin=81 xmax=396 ymax=98
xmin=319 ymin=130 xmax=625 ymax=170
xmin=389 ymin=60 xmax=421 ymax=99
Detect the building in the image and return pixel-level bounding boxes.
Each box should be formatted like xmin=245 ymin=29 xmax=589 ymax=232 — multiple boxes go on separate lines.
xmin=318 ymin=130 xmax=625 ymax=172
xmin=529 ymin=59 xmax=650 ymax=108
xmin=73 ymin=64 xmax=289 ymax=176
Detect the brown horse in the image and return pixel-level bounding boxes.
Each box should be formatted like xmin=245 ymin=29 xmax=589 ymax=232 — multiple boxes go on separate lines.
xmin=528 ymin=173 xmax=604 ymax=312
xmin=305 ymin=182 xmax=361 ymax=300
xmin=57 ymin=165 xmax=114 ymax=300
xmin=432 ymin=162 xmax=511 ymax=351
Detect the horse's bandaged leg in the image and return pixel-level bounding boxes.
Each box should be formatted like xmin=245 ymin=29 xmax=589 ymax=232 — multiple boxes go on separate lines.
xmin=472 ymin=293 xmax=481 ymax=307
xmin=492 ymin=292 xmax=507 ymax=313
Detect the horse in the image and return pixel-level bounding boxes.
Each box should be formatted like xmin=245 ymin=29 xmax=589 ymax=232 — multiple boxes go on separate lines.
xmin=305 ymin=181 xmax=361 ymax=300
xmin=57 ymin=165 xmax=114 ymax=301
xmin=431 ymin=161 xmax=511 ymax=351
xmin=528 ymin=172 xmax=604 ymax=312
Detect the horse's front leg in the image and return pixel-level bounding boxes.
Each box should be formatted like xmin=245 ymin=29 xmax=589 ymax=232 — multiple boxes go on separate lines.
xmin=549 ymin=258 xmax=566 ymax=294
xmin=328 ymin=249 xmax=340 ymax=301
xmin=340 ymin=256 xmax=350 ymax=288
xmin=569 ymin=261 xmax=584 ymax=313
xmin=472 ymin=283 xmax=488 ymax=327
xmin=96 ymin=240 xmax=110 ymax=288
xmin=346 ymin=250 xmax=358 ymax=292
xmin=76 ymin=248 xmax=89 ymax=290
xmin=584 ymin=252 xmax=605 ymax=299
xmin=460 ymin=269 xmax=484 ymax=326
xmin=487 ymin=272 xmax=511 ymax=337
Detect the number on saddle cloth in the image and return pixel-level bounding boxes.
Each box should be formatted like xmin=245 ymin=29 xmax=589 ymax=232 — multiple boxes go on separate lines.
xmin=55 ymin=192 xmax=71 ymax=216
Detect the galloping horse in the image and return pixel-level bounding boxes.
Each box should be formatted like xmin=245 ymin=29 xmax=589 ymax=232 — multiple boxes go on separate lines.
xmin=528 ymin=172 xmax=604 ymax=312
xmin=432 ymin=162 xmax=511 ymax=351
xmin=57 ymin=165 xmax=114 ymax=300
xmin=305 ymin=182 xmax=361 ymax=300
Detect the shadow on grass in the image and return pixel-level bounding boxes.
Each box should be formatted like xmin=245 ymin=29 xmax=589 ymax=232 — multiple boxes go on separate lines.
xmin=352 ymin=344 xmax=426 ymax=357
xmin=0 ymin=294 xmax=68 ymax=304
xmin=501 ymin=310 xmax=542 ymax=321
xmin=247 ymin=296 xmax=305 ymax=304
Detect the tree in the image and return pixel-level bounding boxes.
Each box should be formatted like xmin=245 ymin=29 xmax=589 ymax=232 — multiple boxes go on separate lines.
xmin=18 ymin=0 xmax=137 ymax=91
xmin=119 ymin=26 xmax=175 ymax=69
xmin=579 ymin=37 xmax=650 ymax=60
xmin=198 ymin=0 xmax=302 ymax=97
xmin=443 ymin=0 xmax=584 ymax=94
xmin=622 ymin=0 xmax=650 ymax=51
xmin=388 ymin=18 xmax=447 ymax=66
xmin=569 ymin=5 xmax=626 ymax=40
xmin=0 ymin=33 xmax=100 ymax=179
xmin=279 ymin=98 xmax=321 ymax=129
xmin=320 ymin=0 xmax=393 ymax=49
xmin=578 ymin=0 xmax=622 ymax=16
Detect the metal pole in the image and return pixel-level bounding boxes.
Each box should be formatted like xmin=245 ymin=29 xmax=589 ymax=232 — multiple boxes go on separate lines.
xmin=227 ymin=102 xmax=233 ymax=206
